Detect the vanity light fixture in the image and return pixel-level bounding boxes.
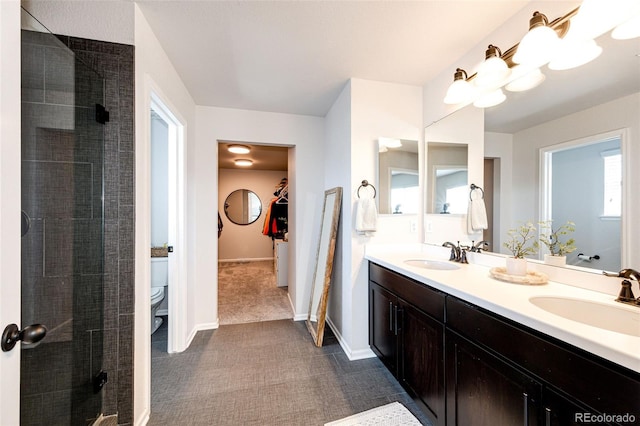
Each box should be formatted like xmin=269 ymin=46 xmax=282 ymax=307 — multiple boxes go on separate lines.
xmin=569 ymin=0 xmax=638 ymax=41
xmin=473 ymin=88 xmax=506 ymax=108
xmin=505 ymin=67 xmax=546 ymax=92
xmin=228 ymin=144 xmax=251 ymax=154
xmin=513 ymin=11 xmax=561 ymax=68
xmin=234 ymin=159 xmax=253 ymax=167
xmin=474 ymin=45 xmax=511 ymax=88
xmin=443 ymin=68 xmax=476 ymax=105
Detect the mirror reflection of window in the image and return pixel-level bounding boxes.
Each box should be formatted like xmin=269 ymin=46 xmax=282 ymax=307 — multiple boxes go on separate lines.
xmin=444 ymin=184 xmax=467 ymax=214
xmin=547 ymin=136 xmax=621 ymax=271
xmin=390 ymin=170 xmax=419 ymax=214
xmin=377 ymin=139 xmax=419 ymax=214
xmin=426 ymin=142 xmax=468 ymax=214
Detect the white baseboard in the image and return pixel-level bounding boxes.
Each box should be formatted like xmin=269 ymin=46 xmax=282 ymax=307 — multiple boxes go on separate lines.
xmin=325 ymin=317 xmax=376 ymax=361
xmin=218 ymin=257 xmax=273 ymax=263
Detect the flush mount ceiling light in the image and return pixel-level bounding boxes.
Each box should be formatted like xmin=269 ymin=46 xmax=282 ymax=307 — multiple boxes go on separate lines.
xmin=443 ymin=68 xmax=476 ymax=105
xmin=513 ymin=11 xmax=561 ymax=68
xmin=505 ymin=67 xmax=546 ymax=92
xmin=474 ymin=45 xmax=511 ymax=88
xmin=473 ymin=88 xmax=506 ymax=108
xmin=228 ymin=144 xmax=251 ymax=154
xmin=234 ymin=159 xmax=253 ymax=167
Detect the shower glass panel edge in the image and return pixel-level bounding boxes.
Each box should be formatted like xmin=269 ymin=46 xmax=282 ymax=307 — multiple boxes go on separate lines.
xmin=20 ymin=7 xmax=105 ymax=425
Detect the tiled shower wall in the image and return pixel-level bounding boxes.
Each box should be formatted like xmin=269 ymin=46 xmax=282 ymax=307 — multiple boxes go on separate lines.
xmin=57 ymin=36 xmax=136 ymax=424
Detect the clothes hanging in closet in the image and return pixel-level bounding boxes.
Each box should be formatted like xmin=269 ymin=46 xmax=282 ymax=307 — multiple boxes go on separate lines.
xmin=263 ymin=179 xmax=288 ymax=240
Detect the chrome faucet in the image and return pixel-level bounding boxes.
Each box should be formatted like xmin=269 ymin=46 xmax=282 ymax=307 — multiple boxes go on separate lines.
xmin=470 ymin=240 xmax=490 ymax=253
xmin=603 ymin=269 xmax=640 ymax=306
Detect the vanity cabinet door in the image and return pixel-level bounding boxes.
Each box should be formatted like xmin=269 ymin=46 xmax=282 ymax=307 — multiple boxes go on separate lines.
xmin=542 ymin=388 xmax=607 ymax=426
xmin=369 ymin=281 xmax=398 ymax=375
xmin=446 ymin=331 xmax=541 ymax=426
xmin=399 ymin=300 xmax=445 ymax=426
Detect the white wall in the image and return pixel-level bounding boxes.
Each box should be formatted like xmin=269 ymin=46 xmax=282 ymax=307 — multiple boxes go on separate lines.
xmin=218 ymin=168 xmax=287 ymax=261
xmin=195 ymin=106 xmax=325 ymax=324
xmin=325 ymin=79 xmax=423 ymax=359
xmin=151 ymin=115 xmax=169 ymax=247
xmin=21 ymin=0 xmax=134 ymax=45
xmin=0 ymin=2 xmax=22 ymax=424
xmin=134 ymin=5 xmax=197 ymax=424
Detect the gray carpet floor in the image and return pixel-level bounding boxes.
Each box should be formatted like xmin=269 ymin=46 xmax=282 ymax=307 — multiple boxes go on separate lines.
xmin=150 ymin=319 xmax=431 ymax=425
xmin=218 ymin=260 xmax=292 ymax=325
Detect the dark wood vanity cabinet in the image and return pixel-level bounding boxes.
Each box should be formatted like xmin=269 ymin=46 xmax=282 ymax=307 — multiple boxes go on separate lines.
xmin=369 ymin=262 xmax=640 ymax=426
xmin=369 ymin=263 xmax=446 ymax=426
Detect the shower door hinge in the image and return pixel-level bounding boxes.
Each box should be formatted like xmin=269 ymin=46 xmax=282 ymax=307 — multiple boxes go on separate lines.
xmin=95 ymin=104 xmax=110 ymax=124
xmin=93 ymin=370 xmax=108 ymax=393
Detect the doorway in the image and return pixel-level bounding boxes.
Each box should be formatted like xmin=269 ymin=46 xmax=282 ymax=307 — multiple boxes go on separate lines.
xmin=217 ymin=143 xmax=292 ymax=324
xmin=149 ymin=94 xmax=187 ymax=353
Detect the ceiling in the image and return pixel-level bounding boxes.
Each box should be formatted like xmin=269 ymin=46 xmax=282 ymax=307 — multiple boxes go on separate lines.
xmin=136 ymin=0 xmax=530 ymax=117
xmin=218 ymin=142 xmax=288 ymax=171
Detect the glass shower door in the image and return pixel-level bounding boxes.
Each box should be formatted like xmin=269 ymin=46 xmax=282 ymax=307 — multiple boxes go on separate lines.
xmin=20 ymin=9 xmax=105 ymax=425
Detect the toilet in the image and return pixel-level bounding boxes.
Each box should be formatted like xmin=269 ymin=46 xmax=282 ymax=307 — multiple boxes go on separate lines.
xmin=151 ymin=257 xmax=168 ymax=335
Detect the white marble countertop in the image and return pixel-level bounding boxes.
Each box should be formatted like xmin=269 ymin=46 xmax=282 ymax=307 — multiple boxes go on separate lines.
xmin=365 ymin=244 xmax=640 ymax=374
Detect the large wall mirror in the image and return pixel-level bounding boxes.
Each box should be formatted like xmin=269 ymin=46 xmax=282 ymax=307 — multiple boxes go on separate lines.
xmin=223 ymin=189 xmax=262 ymax=225
xmin=377 ymin=139 xmax=419 ymax=215
xmin=307 ymin=187 xmax=342 ymax=347
xmin=454 ymin=23 xmax=638 ymax=272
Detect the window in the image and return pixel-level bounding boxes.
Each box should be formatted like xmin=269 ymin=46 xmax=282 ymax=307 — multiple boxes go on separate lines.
xmin=601 ymin=149 xmax=621 ymax=217
xmin=445 ymin=185 xmax=468 ymax=214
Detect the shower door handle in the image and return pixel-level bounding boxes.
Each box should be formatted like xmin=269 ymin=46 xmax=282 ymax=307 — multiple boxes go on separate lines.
xmin=1 ymin=323 xmax=47 ymax=352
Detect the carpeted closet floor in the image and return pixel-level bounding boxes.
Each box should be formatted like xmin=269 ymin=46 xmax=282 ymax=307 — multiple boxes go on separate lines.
xmin=218 ymin=260 xmax=292 ymax=325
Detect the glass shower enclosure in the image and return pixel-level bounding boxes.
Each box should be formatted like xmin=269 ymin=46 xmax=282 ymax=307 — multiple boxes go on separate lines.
xmin=21 ymin=8 xmax=105 ymax=425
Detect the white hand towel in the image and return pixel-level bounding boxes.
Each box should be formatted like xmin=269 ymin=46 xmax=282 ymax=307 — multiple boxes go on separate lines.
xmin=467 ymin=188 xmax=488 ymax=234
xmin=356 ymin=198 xmax=377 ymax=236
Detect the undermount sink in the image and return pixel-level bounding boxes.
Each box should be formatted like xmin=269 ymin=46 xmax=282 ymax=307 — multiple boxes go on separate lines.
xmin=404 ymin=259 xmax=460 ymax=270
xmin=529 ymin=296 xmax=640 ymax=337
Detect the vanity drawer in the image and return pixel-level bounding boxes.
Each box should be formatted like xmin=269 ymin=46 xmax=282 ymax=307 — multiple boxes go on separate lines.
xmin=446 ymin=296 xmax=640 ymax=419
xmin=369 ymin=263 xmax=445 ymax=321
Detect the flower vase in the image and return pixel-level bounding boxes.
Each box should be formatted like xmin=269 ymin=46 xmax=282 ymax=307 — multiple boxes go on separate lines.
xmin=506 ymin=257 xmax=527 ymax=276
xmin=544 ymin=254 xmax=566 ymax=267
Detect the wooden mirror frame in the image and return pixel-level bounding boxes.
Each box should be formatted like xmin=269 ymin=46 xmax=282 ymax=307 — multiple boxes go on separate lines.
xmin=306 ymin=187 xmax=343 ymax=347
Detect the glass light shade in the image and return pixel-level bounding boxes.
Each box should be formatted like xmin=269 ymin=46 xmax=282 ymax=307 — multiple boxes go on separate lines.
xmin=234 ymin=159 xmax=253 ymax=167
xmin=444 ymin=79 xmax=476 ymax=104
xmin=228 ymin=144 xmax=251 ymax=154
xmin=569 ymin=0 xmax=638 ymax=41
xmin=474 ymin=56 xmax=511 ymax=88
xmin=548 ymin=38 xmax=602 ymax=70
xmin=612 ymin=13 xmax=640 ymax=40
xmin=505 ymin=67 xmax=546 ymax=92
xmin=513 ymin=25 xmax=560 ymax=67
xmin=473 ymin=89 xmax=506 ymax=108
xmin=379 ymin=137 xmax=402 ymax=148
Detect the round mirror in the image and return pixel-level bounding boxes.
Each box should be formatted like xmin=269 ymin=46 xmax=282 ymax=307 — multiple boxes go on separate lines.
xmin=224 ymin=189 xmax=262 ymax=225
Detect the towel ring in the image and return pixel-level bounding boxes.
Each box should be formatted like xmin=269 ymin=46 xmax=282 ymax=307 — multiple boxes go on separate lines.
xmin=357 ymin=180 xmax=377 ymax=199
xmin=469 ymin=183 xmax=484 ymax=201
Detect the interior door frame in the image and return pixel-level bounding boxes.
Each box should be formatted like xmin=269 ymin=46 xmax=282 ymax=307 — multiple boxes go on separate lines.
xmin=135 ymin=75 xmax=189 ymax=423
xmin=0 ymin=2 xmax=23 ymax=424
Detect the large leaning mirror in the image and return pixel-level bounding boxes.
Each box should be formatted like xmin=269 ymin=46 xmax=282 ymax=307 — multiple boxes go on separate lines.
xmin=377 ymin=139 xmax=419 ymax=214
xmin=223 ymin=189 xmax=262 ymax=225
xmin=307 ymin=187 xmax=342 ymax=347
xmin=475 ymin=22 xmax=637 ymax=271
